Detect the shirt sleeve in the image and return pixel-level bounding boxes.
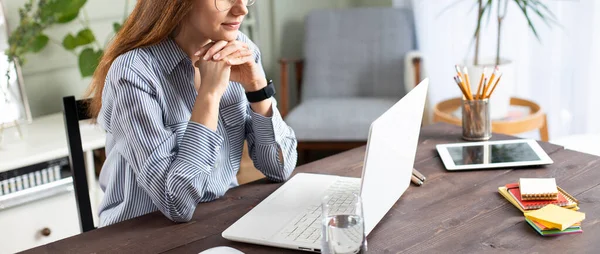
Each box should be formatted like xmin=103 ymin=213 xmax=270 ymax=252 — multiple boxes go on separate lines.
xmin=245 ymin=98 xmax=298 ymax=182
xmin=107 ymin=73 xmax=222 ymax=223
xmin=242 ymin=35 xmax=298 ymax=181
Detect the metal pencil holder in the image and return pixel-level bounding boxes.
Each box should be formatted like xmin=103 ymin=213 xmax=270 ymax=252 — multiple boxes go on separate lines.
xmin=462 ymin=99 xmax=491 ymax=141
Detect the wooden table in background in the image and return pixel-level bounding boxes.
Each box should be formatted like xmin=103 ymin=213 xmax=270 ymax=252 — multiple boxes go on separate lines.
xmin=433 ymin=97 xmax=549 ymax=141
xmin=24 ymin=123 xmax=600 ymax=253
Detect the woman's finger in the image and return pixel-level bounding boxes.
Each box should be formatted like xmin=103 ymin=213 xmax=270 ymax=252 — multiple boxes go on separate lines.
xmin=230 ymin=49 xmax=253 ymax=59
xmin=224 ymin=49 xmax=253 ymax=65
xmin=221 ymin=49 xmax=252 ymax=65
xmin=213 ymin=42 xmax=249 ymax=60
xmin=226 ymin=55 xmax=255 ymax=66
xmin=200 ymin=40 xmax=228 ymax=60
xmin=194 ymin=41 xmax=216 ymax=58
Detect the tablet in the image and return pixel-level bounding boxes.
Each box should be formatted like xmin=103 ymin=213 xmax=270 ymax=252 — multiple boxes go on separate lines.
xmin=436 ymin=139 xmax=554 ymax=171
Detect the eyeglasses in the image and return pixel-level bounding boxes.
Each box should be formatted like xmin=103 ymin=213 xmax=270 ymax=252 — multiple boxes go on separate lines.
xmin=215 ymin=0 xmax=256 ymax=12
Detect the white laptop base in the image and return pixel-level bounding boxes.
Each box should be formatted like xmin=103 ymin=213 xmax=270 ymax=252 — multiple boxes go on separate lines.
xmin=222 ymin=79 xmax=430 ymax=252
xmin=223 ymin=173 xmax=359 ymax=252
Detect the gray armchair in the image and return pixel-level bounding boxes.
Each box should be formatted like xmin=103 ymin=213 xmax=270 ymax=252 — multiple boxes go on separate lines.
xmin=279 ymin=7 xmax=423 ymax=160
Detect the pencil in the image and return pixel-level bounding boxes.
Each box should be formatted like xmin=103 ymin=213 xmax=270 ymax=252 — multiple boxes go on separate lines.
xmin=456 ymin=65 xmax=472 ymax=97
xmin=412 ymin=168 xmax=426 ymax=181
xmin=481 ymin=78 xmax=487 ymax=99
xmin=411 ymin=175 xmax=423 ymax=186
xmin=475 ymin=67 xmax=486 ymax=100
xmin=485 ymin=74 xmax=502 ymax=99
xmin=462 ymin=77 xmax=474 ymax=101
xmin=454 ymin=76 xmax=471 ymax=100
xmin=482 ymin=67 xmax=499 ymax=97
xmin=463 ymin=67 xmax=473 ymax=97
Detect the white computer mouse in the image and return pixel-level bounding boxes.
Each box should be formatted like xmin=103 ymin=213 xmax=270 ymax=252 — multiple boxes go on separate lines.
xmin=198 ymin=246 xmax=244 ymax=254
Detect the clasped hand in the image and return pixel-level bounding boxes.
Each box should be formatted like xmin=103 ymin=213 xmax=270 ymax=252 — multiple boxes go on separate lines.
xmin=194 ymin=40 xmax=266 ymax=97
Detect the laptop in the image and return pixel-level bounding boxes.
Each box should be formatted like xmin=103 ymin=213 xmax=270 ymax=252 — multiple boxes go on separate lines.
xmin=222 ymin=79 xmax=429 ymax=252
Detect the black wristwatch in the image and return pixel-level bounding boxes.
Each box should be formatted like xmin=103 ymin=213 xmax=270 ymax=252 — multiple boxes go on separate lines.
xmin=245 ymin=80 xmax=276 ymax=103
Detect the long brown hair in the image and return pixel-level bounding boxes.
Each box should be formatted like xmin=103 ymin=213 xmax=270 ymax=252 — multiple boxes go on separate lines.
xmin=86 ymin=0 xmax=193 ymax=118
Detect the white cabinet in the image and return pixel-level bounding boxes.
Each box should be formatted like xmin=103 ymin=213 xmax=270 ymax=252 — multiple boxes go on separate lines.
xmin=0 ymin=113 xmax=106 ymax=253
xmin=0 ymin=184 xmax=79 ymax=254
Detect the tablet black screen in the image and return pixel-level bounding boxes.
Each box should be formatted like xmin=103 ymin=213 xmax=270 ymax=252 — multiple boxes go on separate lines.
xmin=448 ymin=143 xmax=541 ymax=166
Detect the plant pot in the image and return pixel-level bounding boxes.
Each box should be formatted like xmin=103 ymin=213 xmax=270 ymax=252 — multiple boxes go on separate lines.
xmin=465 ymin=58 xmax=514 ymax=120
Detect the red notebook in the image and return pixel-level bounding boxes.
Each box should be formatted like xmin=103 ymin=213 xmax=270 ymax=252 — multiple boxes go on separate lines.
xmin=505 ymin=183 xmax=571 ymax=210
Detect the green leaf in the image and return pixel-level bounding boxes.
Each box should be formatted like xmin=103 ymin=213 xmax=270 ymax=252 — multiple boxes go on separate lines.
xmin=484 ymin=0 xmax=493 ymax=26
xmin=41 ymin=0 xmax=87 ymax=24
xmin=473 ymin=0 xmax=493 ymax=39
xmin=30 ymin=34 xmax=49 ymax=53
xmin=62 ymin=34 xmax=78 ymax=50
xmin=52 ymin=0 xmax=87 ymax=15
xmin=529 ymin=0 xmax=557 ymax=20
xmin=523 ymin=0 xmax=560 ymax=28
xmin=78 ymin=48 xmax=103 ymax=77
xmin=75 ymin=28 xmax=95 ymax=45
xmin=514 ymin=0 xmax=541 ymax=41
xmin=62 ymin=29 xmax=95 ymax=50
xmin=113 ymin=22 xmax=122 ymax=33
xmin=56 ymin=10 xmax=80 ymax=23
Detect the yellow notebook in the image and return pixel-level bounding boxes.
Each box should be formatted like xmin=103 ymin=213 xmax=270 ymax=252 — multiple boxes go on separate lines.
xmin=524 ymin=204 xmax=585 ymax=231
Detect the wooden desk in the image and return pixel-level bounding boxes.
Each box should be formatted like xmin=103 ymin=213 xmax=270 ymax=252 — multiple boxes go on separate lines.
xmin=23 ymin=123 xmax=600 ymax=253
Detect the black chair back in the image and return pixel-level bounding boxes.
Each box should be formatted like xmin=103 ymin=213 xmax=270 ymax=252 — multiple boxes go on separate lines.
xmin=62 ymin=96 xmax=96 ymax=233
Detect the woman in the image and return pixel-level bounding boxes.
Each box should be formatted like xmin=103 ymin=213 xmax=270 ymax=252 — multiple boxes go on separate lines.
xmin=87 ymin=0 xmax=297 ymax=226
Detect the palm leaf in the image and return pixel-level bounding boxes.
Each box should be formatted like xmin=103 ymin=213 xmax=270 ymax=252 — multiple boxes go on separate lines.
xmin=530 ymin=0 xmax=558 ymax=20
xmin=514 ymin=0 xmax=541 ymax=41
xmin=485 ymin=0 xmax=493 ymax=26
xmin=528 ymin=0 xmax=562 ymax=29
xmin=524 ymin=0 xmax=558 ymax=25
xmin=522 ymin=0 xmax=551 ymax=27
xmin=473 ymin=0 xmax=493 ymax=39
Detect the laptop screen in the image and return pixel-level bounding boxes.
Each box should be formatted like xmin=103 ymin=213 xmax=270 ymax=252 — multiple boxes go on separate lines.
xmin=360 ymin=80 xmax=428 ymax=235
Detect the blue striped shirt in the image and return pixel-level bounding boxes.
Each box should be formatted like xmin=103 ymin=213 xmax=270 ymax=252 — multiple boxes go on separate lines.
xmin=97 ymin=32 xmax=298 ymax=226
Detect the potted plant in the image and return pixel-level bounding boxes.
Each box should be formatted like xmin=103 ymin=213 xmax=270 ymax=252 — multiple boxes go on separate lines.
xmin=457 ymin=0 xmax=558 ymax=119
xmin=6 ymin=0 xmax=128 ymax=78
xmin=0 ymin=0 xmax=127 ymax=142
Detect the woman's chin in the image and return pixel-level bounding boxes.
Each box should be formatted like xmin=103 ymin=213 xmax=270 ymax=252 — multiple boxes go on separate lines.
xmin=211 ymin=31 xmax=239 ymax=42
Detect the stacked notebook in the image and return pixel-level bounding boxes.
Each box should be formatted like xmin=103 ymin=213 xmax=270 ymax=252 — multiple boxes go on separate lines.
xmin=525 ymin=204 xmax=585 ymax=236
xmin=498 ymin=183 xmax=579 ymax=212
xmin=498 ymin=178 xmax=585 ymax=236
xmin=519 ymin=178 xmax=559 ymax=200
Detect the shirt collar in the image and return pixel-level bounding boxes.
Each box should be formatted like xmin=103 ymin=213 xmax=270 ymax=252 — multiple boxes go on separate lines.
xmin=151 ymin=37 xmax=191 ymax=74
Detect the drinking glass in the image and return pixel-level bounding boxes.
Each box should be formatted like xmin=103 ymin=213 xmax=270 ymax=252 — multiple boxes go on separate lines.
xmin=321 ymin=193 xmax=367 ymax=254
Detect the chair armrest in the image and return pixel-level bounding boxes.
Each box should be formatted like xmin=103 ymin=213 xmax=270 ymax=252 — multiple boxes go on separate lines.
xmin=404 ymin=50 xmax=423 ymax=93
xmin=404 ymin=51 xmax=431 ymax=125
xmin=278 ymin=58 xmax=305 ymax=118
xmin=279 ymin=58 xmax=304 ymax=63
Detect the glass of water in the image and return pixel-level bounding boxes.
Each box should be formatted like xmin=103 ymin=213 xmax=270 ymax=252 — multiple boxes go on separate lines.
xmin=321 ymin=193 xmax=367 ymax=254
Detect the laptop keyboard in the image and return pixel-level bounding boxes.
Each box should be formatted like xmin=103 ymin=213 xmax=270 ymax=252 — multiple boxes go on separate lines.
xmin=278 ymin=179 xmax=360 ymax=244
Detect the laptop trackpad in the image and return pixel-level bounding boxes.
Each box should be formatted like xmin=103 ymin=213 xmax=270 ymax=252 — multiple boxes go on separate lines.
xmin=265 ymin=173 xmax=338 ymax=208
